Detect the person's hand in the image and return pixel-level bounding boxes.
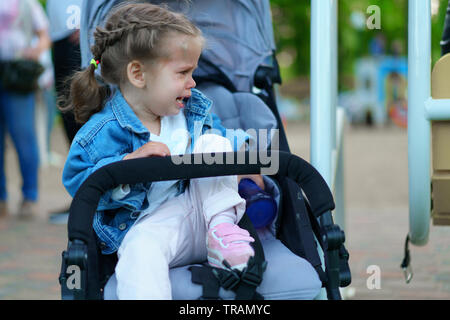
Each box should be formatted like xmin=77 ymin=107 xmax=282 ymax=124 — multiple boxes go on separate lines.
xmin=238 ymin=174 xmax=265 ymax=190
xmin=123 ymin=141 xmax=171 ymax=160
xmin=22 ymin=29 xmax=51 ymax=61
xmin=22 ymin=47 xmax=41 ymax=61
xmin=68 ymin=30 xmax=80 ymax=45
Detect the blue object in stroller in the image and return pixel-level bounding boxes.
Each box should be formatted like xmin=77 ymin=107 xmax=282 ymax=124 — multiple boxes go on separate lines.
xmin=238 ymin=178 xmax=277 ymax=229
xmin=60 ymin=0 xmax=351 ymax=300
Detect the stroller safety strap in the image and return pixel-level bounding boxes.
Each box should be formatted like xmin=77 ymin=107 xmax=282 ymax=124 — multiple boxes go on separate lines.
xmin=190 ymin=257 xmax=267 ymax=300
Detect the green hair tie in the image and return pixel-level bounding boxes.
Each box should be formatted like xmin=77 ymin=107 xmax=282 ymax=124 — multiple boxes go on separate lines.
xmin=90 ymin=58 xmax=100 ymax=69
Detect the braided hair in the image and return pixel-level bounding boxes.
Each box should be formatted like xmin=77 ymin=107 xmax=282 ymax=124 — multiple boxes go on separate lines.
xmin=61 ymin=2 xmax=203 ymax=124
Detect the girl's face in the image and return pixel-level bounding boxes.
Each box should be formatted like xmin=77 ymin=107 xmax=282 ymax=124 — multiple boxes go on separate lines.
xmin=142 ymin=34 xmax=202 ymax=117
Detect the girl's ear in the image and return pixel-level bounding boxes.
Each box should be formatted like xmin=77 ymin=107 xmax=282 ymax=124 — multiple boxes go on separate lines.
xmin=126 ymin=60 xmax=146 ymax=88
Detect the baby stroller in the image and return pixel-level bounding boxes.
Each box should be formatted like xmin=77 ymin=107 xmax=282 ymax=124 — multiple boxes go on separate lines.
xmin=59 ymin=0 xmax=351 ymax=300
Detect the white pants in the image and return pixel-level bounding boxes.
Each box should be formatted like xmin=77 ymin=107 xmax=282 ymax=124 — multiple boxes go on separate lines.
xmin=114 ymin=134 xmax=247 ymax=299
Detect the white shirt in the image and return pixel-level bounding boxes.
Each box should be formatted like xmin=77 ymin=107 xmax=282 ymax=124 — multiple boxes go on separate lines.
xmin=144 ymin=111 xmax=190 ymax=217
xmin=149 ymin=110 xmax=190 ymax=156
xmin=112 ymin=111 xmax=190 ymax=220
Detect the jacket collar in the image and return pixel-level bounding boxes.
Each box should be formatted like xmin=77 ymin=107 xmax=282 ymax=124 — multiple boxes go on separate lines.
xmin=110 ymin=88 xmax=149 ymax=136
xmin=109 ymin=88 xmax=213 ymax=135
xmin=184 ymin=88 xmax=213 ymax=116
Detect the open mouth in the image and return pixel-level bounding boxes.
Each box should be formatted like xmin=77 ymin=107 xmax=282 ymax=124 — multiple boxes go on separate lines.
xmin=176 ymin=96 xmax=190 ymax=108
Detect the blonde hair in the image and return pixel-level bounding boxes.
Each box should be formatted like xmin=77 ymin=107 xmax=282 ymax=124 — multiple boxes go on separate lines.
xmin=61 ymin=2 xmax=204 ymax=124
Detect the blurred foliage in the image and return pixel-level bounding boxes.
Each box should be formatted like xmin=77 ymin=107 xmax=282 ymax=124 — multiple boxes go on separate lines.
xmin=270 ymin=0 xmax=449 ymax=90
xmin=36 ymin=0 xmax=448 ymax=90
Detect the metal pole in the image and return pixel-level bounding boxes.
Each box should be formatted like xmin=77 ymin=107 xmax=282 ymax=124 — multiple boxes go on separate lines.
xmin=334 ymin=108 xmax=346 ymax=230
xmin=311 ymin=0 xmax=339 ymax=300
xmin=425 ymin=98 xmax=450 ymax=120
xmin=407 ymin=0 xmax=431 ymax=246
xmin=311 ymin=0 xmax=335 ymax=187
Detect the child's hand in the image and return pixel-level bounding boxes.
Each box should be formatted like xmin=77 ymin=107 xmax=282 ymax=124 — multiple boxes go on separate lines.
xmin=237 ymin=143 xmax=265 ymax=189
xmin=238 ymin=174 xmax=265 ymax=190
xmin=123 ymin=142 xmax=171 ymax=160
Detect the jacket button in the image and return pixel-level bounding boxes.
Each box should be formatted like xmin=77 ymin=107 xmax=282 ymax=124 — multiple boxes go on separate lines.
xmin=119 ymin=223 xmax=127 ymax=231
xmin=130 ymin=212 xmax=139 ymax=219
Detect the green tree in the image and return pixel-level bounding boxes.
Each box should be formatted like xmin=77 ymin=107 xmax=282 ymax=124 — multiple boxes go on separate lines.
xmin=271 ymin=0 xmax=448 ymax=90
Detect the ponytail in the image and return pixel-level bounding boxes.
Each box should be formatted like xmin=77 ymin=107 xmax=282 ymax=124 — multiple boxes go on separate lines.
xmin=59 ymin=62 xmax=109 ymax=124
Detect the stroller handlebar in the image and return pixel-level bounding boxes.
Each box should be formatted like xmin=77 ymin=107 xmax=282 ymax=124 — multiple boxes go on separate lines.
xmin=67 ymin=151 xmax=335 ymax=244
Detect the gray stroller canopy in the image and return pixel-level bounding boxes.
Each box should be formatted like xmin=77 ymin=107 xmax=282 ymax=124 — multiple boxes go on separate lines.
xmin=80 ymin=0 xmax=276 ymax=92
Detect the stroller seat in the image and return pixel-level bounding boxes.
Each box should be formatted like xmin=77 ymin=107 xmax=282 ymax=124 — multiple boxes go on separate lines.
xmin=60 ymin=146 xmax=350 ymax=300
xmin=104 ymin=233 xmax=322 ymax=300
xmin=102 ymin=175 xmax=321 ymax=300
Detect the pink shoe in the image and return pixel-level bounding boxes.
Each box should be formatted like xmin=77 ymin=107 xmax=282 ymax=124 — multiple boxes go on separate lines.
xmin=207 ymin=222 xmax=255 ymax=271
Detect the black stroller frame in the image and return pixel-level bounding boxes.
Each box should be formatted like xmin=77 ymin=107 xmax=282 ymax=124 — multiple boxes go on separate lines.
xmin=59 ymin=150 xmax=350 ymax=300
xmin=60 ymin=0 xmax=351 ymax=300
xmin=59 ymin=57 xmax=351 ymax=300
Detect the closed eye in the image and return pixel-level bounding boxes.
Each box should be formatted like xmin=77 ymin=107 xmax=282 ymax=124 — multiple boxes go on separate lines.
xmin=179 ymin=64 xmax=197 ymax=75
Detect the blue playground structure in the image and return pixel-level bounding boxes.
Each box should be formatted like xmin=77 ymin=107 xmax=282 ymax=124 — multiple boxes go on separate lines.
xmin=339 ymin=56 xmax=408 ymax=126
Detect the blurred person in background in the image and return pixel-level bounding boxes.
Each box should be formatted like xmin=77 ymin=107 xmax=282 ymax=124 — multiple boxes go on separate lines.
xmin=0 ymin=0 xmax=51 ymax=219
xmin=45 ymin=0 xmax=82 ymax=221
xmin=36 ymin=46 xmax=56 ymax=165
xmin=46 ymin=0 xmax=82 ymax=144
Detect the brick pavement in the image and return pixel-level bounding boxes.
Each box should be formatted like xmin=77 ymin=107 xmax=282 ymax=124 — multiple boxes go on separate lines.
xmin=0 ymin=121 xmax=449 ymax=299
xmin=0 ymin=218 xmax=66 ymax=299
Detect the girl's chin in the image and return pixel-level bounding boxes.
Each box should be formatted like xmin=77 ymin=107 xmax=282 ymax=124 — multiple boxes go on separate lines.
xmin=168 ymin=108 xmax=181 ymax=116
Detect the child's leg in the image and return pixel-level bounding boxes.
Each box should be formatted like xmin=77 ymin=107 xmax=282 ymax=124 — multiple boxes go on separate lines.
xmin=115 ymin=196 xmax=188 ymax=300
xmin=190 ymin=134 xmax=246 ymax=227
xmin=187 ymin=134 xmax=255 ymax=270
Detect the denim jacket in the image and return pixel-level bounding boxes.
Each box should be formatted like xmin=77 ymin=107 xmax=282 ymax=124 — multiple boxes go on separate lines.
xmin=62 ymin=88 xmax=250 ymax=254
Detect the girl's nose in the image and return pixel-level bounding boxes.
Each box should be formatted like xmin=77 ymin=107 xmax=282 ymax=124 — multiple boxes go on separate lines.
xmin=187 ymin=77 xmax=196 ymax=89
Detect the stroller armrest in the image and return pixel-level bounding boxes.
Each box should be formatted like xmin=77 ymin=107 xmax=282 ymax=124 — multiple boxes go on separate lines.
xmin=69 ymin=151 xmax=263 ymax=244
xmin=68 ymin=151 xmax=334 ymax=245
xmin=276 ymin=153 xmax=335 ymax=217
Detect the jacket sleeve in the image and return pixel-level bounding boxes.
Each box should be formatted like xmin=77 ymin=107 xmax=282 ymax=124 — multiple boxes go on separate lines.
xmin=62 ymin=140 xmax=148 ymax=211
